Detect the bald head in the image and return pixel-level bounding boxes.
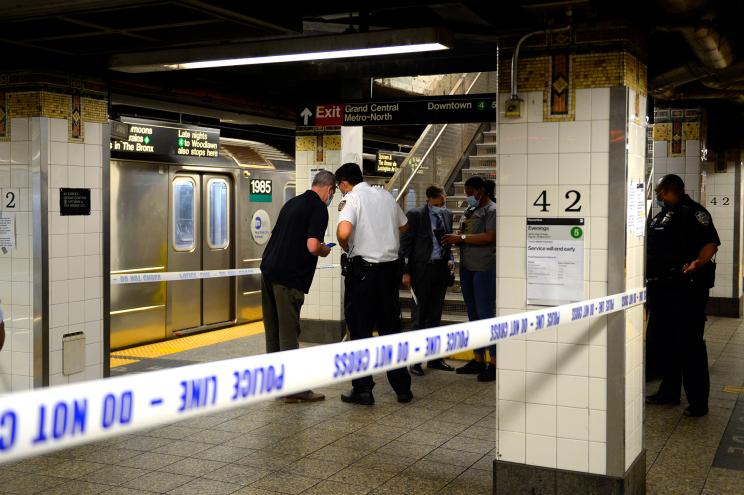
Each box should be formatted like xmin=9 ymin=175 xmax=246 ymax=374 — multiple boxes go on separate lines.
xmin=655 ymin=174 xmax=686 ymax=206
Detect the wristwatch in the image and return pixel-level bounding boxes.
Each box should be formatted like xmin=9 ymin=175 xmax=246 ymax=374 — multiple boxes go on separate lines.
xmin=460 ymin=234 xmax=466 ymax=242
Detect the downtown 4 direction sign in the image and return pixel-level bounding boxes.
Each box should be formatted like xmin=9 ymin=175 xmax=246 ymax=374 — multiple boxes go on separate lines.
xmin=298 ymin=93 xmax=497 ymax=127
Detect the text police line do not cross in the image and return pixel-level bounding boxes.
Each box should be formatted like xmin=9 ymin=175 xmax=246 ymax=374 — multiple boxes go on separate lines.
xmin=0 ymin=288 xmax=645 ymax=463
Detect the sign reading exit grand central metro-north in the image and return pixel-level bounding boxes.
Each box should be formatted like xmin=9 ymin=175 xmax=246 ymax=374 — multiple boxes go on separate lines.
xmin=298 ymin=93 xmax=497 ymax=127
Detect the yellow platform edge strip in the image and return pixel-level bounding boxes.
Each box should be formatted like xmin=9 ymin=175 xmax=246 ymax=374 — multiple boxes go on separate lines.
xmin=111 ymin=322 xmax=265 ymax=361
xmin=110 ymin=357 xmax=140 ymax=369
xmin=723 ymin=385 xmax=744 ymax=394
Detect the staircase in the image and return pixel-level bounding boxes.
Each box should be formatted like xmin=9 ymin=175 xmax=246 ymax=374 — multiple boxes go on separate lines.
xmin=399 ymin=122 xmax=498 ymax=325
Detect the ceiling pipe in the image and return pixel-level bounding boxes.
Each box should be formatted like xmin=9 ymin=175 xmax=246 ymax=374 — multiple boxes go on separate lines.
xmin=656 ymin=0 xmax=734 ymax=70
xmin=511 ymin=25 xmax=571 ymax=99
xmin=679 ymin=23 xmax=733 ymax=69
xmin=650 ymin=63 xmax=713 ymax=95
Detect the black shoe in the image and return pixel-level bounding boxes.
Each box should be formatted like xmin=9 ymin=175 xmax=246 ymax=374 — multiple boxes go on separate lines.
xmin=456 ymin=359 xmax=485 ymax=375
xmin=645 ymin=393 xmax=681 ymax=406
xmin=410 ymin=364 xmax=425 ymax=376
xmin=683 ymin=405 xmax=708 ymax=417
xmin=397 ymin=391 xmax=413 ymax=403
xmin=477 ymin=364 xmax=496 ymax=382
xmin=427 ymin=359 xmax=455 ymax=372
xmin=341 ymin=389 xmax=374 ymax=406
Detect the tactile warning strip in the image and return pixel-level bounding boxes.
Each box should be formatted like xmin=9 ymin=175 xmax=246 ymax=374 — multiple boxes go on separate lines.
xmin=723 ymin=385 xmax=744 ymax=394
xmin=110 ymin=322 xmax=264 ymax=366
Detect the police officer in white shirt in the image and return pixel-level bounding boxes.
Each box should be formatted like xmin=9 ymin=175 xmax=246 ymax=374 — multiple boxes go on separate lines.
xmin=335 ymin=163 xmax=412 ymax=405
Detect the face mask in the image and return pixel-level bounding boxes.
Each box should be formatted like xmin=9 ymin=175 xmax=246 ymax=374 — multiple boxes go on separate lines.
xmin=430 ymin=205 xmax=444 ymax=215
xmin=325 ymin=192 xmax=334 ymax=207
xmin=465 ymin=195 xmax=478 ymax=208
xmin=655 ymin=198 xmax=665 ymax=208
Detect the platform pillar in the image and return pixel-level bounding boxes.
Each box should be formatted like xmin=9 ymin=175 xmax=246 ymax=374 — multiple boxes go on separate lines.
xmin=0 ymin=72 xmax=109 ymax=391
xmin=294 ymin=126 xmax=362 ymax=343
xmin=493 ymin=51 xmax=647 ymax=493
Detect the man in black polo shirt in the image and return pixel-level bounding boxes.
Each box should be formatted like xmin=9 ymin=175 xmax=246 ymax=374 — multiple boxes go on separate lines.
xmin=261 ymin=169 xmax=336 ymax=403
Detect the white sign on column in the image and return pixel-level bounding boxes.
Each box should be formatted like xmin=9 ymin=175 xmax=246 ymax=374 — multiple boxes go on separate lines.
xmin=526 ymin=217 xmax=585 ymax=306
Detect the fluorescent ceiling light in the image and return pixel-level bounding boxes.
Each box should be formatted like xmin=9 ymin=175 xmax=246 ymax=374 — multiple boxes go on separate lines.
xmin=168 ymin=43 xmax=448 ymax=70
xmin=109 ymin=28 xmax=452 ymax=73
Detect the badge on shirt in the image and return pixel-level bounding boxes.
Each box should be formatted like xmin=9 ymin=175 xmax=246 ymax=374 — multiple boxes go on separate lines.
xmin=695 ymin=210 xmax=711 ymax=226
xmin=338 ymin=200 xmax=346 ymax=212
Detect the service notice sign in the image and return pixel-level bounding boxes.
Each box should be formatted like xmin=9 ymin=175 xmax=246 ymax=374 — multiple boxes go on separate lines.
xmin=526 ymin=218 xmax=585 ymax=306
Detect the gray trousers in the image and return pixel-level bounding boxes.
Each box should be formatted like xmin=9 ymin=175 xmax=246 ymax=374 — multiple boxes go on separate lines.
xmin=261 ymin=275 xmax=305 ymax=353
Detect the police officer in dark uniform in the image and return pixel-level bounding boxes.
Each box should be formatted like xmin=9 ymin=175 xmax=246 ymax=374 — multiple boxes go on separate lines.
xmin=645 ymin=174 xmax=720 ymax=417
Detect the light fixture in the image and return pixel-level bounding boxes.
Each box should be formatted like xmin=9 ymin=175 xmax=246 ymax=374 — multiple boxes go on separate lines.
xmin=110 ymin=27 xmax=451 ymax=73
xmin=171 ymin=43 xmax=448 ymax=70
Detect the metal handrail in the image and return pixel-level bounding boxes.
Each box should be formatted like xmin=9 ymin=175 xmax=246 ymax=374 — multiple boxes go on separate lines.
xmin=384 ymin=72 xmax=483 ymax=201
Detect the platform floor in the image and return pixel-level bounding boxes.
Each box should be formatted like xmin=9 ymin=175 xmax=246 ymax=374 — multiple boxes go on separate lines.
xmin=1 ymin=317 xmax=743 ymax=495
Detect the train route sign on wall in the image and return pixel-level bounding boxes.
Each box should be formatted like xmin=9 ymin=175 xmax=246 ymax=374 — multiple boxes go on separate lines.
xmin=526 ymin=218 xmax=585 ymax=306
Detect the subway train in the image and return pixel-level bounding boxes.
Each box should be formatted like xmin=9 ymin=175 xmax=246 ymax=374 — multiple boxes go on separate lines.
xmin=110 ymin=119 xmax=296 ymax=350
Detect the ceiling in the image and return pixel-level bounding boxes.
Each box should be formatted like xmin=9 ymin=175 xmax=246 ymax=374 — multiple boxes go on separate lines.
xmin=0 ymin=0 xmax=742 ymax=151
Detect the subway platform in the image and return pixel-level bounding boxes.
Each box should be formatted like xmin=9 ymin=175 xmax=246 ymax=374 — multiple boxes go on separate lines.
xmin=0 ymin=317 xmax=743 ymax=495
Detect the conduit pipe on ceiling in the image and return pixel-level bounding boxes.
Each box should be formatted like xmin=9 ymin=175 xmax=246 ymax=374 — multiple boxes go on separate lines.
xmin=510 ymin=25 xmax=571 ymax=99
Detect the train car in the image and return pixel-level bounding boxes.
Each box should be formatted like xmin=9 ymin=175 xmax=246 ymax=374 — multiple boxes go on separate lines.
xmin=110 ymin=119 xmax=295 ymax=350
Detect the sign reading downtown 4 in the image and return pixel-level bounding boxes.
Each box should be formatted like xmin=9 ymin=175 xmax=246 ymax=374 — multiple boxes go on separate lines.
xmin=298 ymin=93 xmax=498 ymax=127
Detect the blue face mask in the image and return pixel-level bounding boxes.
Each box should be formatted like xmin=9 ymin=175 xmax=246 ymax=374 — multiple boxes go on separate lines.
xmin=655 ymin=198 xmax=665 ymax=208
xmin=465 ymin=195 xmax=478 ymax=208
xmin=430 ymin=205 xmax=444 ymax=215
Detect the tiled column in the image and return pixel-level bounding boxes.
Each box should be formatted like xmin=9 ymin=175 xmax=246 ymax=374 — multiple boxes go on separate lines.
xmin=0 ymin=81 xmax=108 ymax=392
xmin=701 ymin=151 xmax=742 ymax=315
xmin=494 ymin=52 xmax=646 ymax=493
xmin=294 ymin=127 xmax=362 ymax=342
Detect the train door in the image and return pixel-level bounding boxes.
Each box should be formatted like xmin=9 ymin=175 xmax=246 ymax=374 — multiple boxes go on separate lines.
xmin=167 ymin=172 xmax=233 ymax=335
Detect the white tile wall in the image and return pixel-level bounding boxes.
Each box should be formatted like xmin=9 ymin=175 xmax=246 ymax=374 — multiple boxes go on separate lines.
xmin=496 ymin=85 xmax=646 ymax=476
xmin=0 ymin=119 xmax=34 ymax=393
xmin=0 ymin=117 xmax=106 ymax=393
xmin=701 ymin=157 xmax=738 ymax=299
xmin=297 ymin=129 xmax=359 ymax=324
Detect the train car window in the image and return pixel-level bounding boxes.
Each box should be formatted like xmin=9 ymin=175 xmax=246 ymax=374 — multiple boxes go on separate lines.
xmin=173 ymin=177 xmax=195 ymax=251
xmin=207 ymin=178 xmax=229 ymax=249
xmin=284 ymin=183 xmax=296 ymax=204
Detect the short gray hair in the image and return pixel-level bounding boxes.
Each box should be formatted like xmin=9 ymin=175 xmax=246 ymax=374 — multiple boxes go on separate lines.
xmin=312 ymin=169 xmax=336 ymax=187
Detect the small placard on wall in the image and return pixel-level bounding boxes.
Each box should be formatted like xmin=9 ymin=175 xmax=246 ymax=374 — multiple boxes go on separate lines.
xmin=60 ymin=188 xmax=91 ymax=216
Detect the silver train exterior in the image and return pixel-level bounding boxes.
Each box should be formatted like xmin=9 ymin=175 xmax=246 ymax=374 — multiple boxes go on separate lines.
xmin=110 ymin=133 xmax=295 ymax=350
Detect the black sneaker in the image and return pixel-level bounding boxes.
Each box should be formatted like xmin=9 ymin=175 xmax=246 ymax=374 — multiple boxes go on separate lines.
xmin=340 ymin=389 xmax=374 ymax=406
xmin=477 ymin=364 xmax=496 ymax=382
xmin=683 ymin=405 xmax=708 ymax=417
xmin=456 ymin=359 xmax=485 ymax=375
xmin=397 ymin=391 xmax=414 ymax=403
xmin=410 ymin=363 xmax=425 ymax=376
xmin=645 ymin=393 xmax=680 ymax=406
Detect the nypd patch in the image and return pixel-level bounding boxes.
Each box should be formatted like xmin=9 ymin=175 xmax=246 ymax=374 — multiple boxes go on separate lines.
xmin=695 ymin=210 xmax=711 ymax=226
xmin=338 ymin=200 xmax=346 ymax=212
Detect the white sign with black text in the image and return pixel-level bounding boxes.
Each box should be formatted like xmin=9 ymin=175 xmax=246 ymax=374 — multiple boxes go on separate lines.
xmin=527 ymin=218 xmax=585 ymax=306
xmin=627 ymin=181 xmax=645 ymax=238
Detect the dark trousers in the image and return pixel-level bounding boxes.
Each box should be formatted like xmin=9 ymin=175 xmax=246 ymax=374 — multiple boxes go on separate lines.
xmin=411 ymin=261 xmax=449 ymax=365
xmin=261 ymin=275 xmax=305 ymax=353
xmin=411 ymin=260 xmax=449 ymax=330
xmin=648 ymin=285 xmax=710 ymax=408
xmin=460 ymin=265 xmax=496 ymax=358
xmin=344 ymin=260 xmax=411 ymax=394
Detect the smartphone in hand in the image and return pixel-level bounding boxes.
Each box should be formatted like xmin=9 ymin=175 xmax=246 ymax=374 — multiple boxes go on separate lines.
xmin=325 ymin=243 xmax=336 ymax=248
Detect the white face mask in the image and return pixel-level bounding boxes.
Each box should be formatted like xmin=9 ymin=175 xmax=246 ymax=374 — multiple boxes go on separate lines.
xmin=325 ymin=191 xmax=334 ymax=207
